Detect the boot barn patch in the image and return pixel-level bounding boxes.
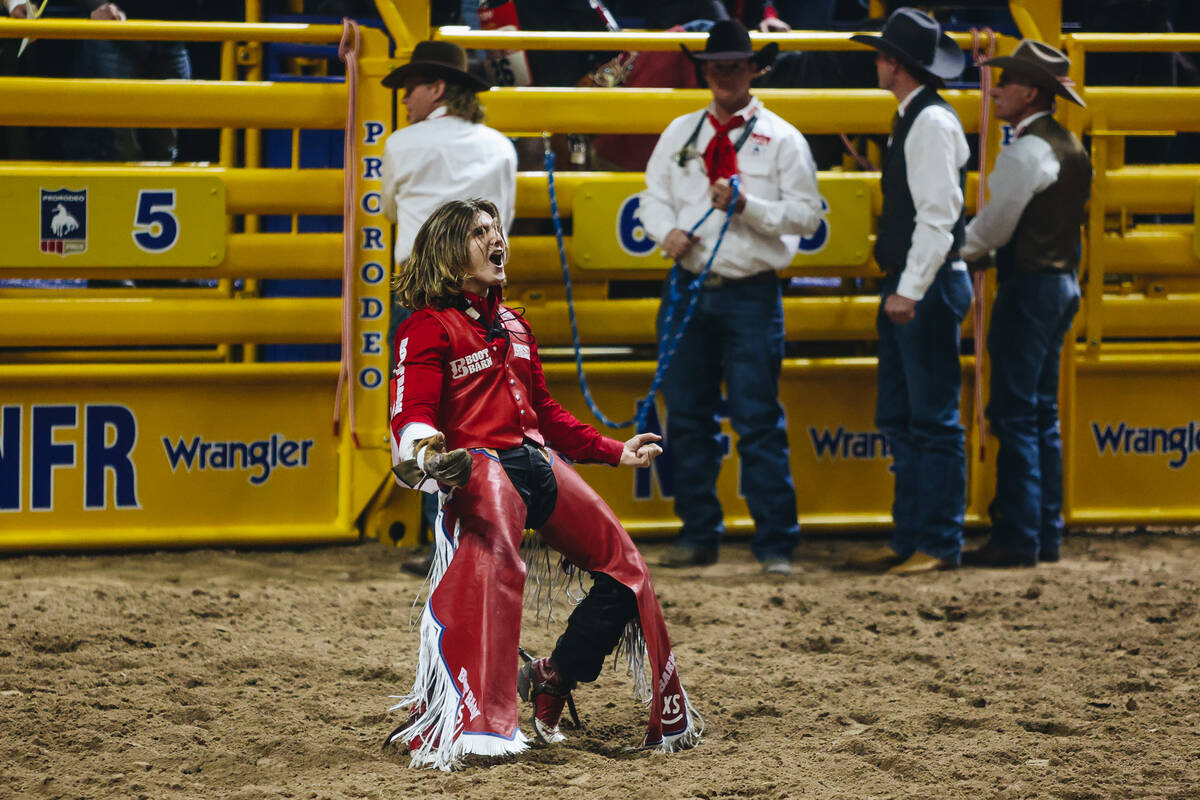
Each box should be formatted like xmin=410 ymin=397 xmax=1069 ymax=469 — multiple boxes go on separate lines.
xmin=40 ymin=188 xmax=88 ymax=256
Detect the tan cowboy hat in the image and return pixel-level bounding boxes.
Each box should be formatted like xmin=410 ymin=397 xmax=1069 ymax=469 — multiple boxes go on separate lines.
xmin=850 ymin=7 xmax=964 ymax=88
xmin=984 ymin=39 xmax=1086 ymax=107
xmin=382 ymin=40 xmax=489 ymax=92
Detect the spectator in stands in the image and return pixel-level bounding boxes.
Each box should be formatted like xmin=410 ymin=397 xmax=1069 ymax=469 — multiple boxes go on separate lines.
xmin=959 ymin=41 xmax=1090 ymax=568
xmin=845 ymin=8 xmax=970 ymax=575
xmin=67 ymin=2 xmax=197 ymax=161
xmin=639 ymin=20 xmax=823 ymax=575
xmin=379 ymin=39 xmax=517 ymax=576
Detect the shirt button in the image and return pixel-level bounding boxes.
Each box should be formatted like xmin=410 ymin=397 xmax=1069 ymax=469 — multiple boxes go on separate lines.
xmin=514 ymin=394 xmax=520 ymax=401
xmin=520 ymin=410 xmax=525 ymax=415
xmin=509 ymin=379 xmax=515 ymax=385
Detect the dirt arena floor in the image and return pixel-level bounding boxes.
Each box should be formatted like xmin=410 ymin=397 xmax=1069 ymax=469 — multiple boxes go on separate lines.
xmin=2 ymin=531 xmax=1197 ymax=800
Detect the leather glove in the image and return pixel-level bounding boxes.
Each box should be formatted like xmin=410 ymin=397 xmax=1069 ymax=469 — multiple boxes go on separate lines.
xmin=392 ymin=432 xmax=472 ymax=489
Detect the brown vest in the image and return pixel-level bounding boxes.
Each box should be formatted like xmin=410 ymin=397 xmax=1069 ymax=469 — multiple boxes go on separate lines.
xmin=996 ymin=114 xmax=1092 ymax=276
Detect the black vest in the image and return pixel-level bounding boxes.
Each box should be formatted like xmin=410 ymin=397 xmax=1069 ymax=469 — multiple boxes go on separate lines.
xmin=995 ymin=115 xmax=1092 ymax=277
xmin=875 ymin=88 xmax=967 ymax=276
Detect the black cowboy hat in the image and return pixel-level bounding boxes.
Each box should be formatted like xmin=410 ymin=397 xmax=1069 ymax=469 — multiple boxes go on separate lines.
xmin=681 ymin=19 xmax=779 ymax=71
xmin=850 ymin=7 xmax=964 ymax=87
xmin=382 ymin=40 xmax=489 ymax=92
xmin=984 ymin=39 xmax=1086 ymax=107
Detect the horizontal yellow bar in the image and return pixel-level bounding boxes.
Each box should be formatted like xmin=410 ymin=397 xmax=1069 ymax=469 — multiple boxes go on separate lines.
xmin=1081 ymin=88 xmax=1200 ymax=133
xmin=1074 ymin=350 xmax=1200 ymax=372
xmin=522 ymin=296 xmax=884 ymax=345
xmin=1104 ymin=167 xmax=1200 ymax=212
xmin=487 ymin=88 xmax=984 ymax=135
xmin=0 ymin=298 xmax=341 ymax=346
xmin=434 ymin=27 xmax=1015 ymax=54
xmin=0 ymin=348 xmax=227 ymax=364
xmin=1102 ymin=226 xmax=1199 ymax=275
xmin=0 ymin=362 xmax=338 ymax=383
xmin=1093 ymin=293 xmax=1200 ymax=338
xmin=1076 ymin=341 xmax=1200 ymax=356
xmin=0 ymin=233 xmax=342 ymax=280
xmin=1067 ymin=33 xmax=1200 ymax=53
xmin=224 ymin=233 xmax=344 ymax=277
xmin=540 ymin=356 xmax=880 ymax=378
xmin=506 ymin=236 xmax=880 ymax=283
xmin=519 ymin=292 xmax=1200 ymax=347
xmin=0 ymin=19 xmax=346 ymax=43
xmin=0 ymin=164 xmax=344 ymax=214
xmin=0 ymin=78 xmax=346 ymax=129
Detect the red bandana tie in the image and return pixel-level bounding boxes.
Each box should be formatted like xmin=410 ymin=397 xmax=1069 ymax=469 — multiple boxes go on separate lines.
xmin=703 ymin=113 xmax=744 ymax=185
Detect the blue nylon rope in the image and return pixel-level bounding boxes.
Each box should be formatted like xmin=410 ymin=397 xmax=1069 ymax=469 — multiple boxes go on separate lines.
xmin=545 ymin=146 xmax=739 ymax=430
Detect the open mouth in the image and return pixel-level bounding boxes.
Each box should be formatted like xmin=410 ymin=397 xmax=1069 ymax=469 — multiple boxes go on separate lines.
xmin=489 ymin=250 xmax=505 ymax=267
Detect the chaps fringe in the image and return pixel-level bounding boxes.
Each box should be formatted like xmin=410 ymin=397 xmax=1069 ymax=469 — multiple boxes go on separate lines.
xmin=519 ymin=532 xmax=586 ymax=625
xmin=389 ymin=498 xmax=530 ymax=770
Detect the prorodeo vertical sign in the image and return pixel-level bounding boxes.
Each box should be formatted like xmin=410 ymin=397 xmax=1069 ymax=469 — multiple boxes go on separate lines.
xmin=357 ymin=118 xmax=389 ymax=428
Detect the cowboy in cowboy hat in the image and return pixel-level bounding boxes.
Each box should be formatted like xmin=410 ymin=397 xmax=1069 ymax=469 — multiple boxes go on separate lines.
xmin=383 ymin=40 xmax=489 ymax=92
xmin=850 ymin=5 xmax=964 ymax=88
xmin=640 ymin=18 xmax=824 ymax=574
xmin=679 ymin=17 xmax=780 ymax=74
xmin=844 ymin=8 xmax=973 ymax=576
xmin=983 ymin=38 xmax=1086 ymax=109
xmin=958 ymin=40 xmax=1091 ymax=570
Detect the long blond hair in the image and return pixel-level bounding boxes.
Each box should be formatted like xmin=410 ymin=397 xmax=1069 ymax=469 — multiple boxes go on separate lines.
xmin=393 ymin=198 xmax=506 ymax=310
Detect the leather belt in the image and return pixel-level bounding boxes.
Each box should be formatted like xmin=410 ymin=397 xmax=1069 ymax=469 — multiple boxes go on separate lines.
xmin=701 ymin=271 xmax=779 ymax=289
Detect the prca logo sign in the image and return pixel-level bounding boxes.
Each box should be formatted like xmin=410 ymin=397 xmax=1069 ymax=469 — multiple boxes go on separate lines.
xmin=40 ymin=188 xmax=87 ymax=256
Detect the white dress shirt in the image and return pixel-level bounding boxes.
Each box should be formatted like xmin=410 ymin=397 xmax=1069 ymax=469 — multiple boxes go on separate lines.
xmin=960 ymin=111 xmax=1060 ymax=262
xmin=894 ymin=86 xmax=971 ymax=302
xmin=380 ymin=106 xmax=517 ymax=265
xmin=639 ymin=96 xmax=824 ymax=278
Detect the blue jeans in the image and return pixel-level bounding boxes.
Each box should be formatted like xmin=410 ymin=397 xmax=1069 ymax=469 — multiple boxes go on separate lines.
xmin=71 ymin=40 xmax=192 ymax=161
xmin=986 ymin=271 xmax=1080 ymax=559
xmin=875 ymin=264 xmax=973 ymax=562
xmin=658 ymin=275 xmax=800 ymax=562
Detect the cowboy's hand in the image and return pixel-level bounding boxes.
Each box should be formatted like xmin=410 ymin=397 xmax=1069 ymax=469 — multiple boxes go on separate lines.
xmin=393 ymin=432 xmax=472 ymax=488
xmin=416 ymin=433 xmax=472 ymax=487
xmin=884 ymin=293 xmax=917 ymax=325
xmin=661 ymin=228 xmax=698 ymax=261
xmin=711 ymin=178 xmax=746 ymax=214
xmin=759 ymin=16 xmax=790 ymax=33
xmin=9 ymin=3 xmax=29 ymax=18
xmin=619 ymin=432 xmax=663 ymax=468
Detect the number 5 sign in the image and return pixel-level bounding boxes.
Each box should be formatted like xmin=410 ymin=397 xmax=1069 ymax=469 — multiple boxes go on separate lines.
xmin=3 ymin=174 xmax=226 ymax=267
xmin=132 ymin=190 xmax=181 ymax=253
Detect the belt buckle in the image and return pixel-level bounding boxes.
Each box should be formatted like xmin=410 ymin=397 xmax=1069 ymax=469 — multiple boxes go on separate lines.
xmin=701 ymin=273 xmax=726 ymax=289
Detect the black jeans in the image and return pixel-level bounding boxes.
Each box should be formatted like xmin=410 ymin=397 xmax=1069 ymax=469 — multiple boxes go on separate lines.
xmin=498 ymin=441 xmax=639 ymax=685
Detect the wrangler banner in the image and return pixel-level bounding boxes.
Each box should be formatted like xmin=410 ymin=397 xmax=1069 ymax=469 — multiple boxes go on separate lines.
xmin=0 ymin=365 xmax=349 ymax=551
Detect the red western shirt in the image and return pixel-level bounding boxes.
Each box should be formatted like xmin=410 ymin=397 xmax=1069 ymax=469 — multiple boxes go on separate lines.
xmin=390 ymin=291 xmax=624 ymax=466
